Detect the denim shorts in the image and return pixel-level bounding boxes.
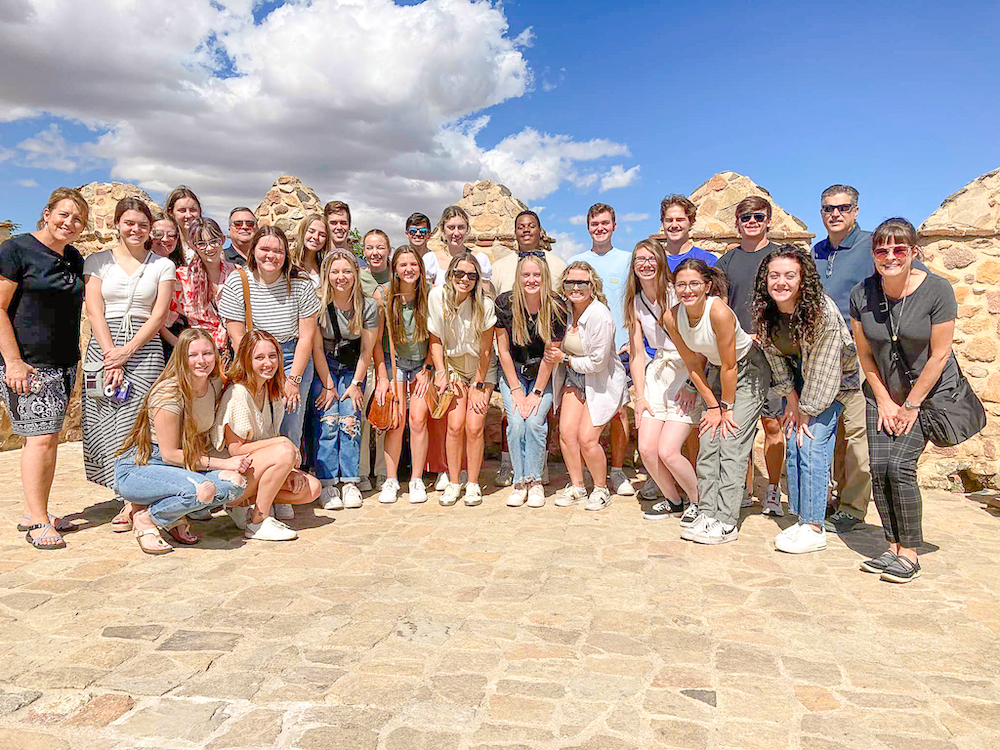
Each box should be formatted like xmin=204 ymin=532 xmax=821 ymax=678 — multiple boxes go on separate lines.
xmin=564 ymin=367 xmax=587 ymax=392
xmin=393 ymin=356 xmax=425 ymax=383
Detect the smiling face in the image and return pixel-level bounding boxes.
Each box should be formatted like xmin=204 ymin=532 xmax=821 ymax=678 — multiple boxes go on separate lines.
xmin=41 ymin=198 xmax=87 ymax=245
xmin=632 ymin=246 xmax=658 ymax=282
xmin=443 ymin=216 xmax=469 ymax=250
xmin=661 ymin=205 xmax=691 ymax=244
xmin=766 ymin=257 xmax=802 ymax=309
xmin=329 ymin=258 xmax=356 ymax=294
xmin=326 ymin=211 xmax=350 ymax=245
xmin=406 ymin=222 xmax=431 ymax=250
xmin=519 ymin=258 xmax=543 ymax=296
xmin=737 ymin=209 xmax=770 ymax=242
xmin=187 ymin=338 xmax=216 ymax=380
xmin=872 ymin=241 xmax=915 ymax=280
xmin=363 ymin=233 xmax=389 ymax=272
xmin=563 ymin=267 xmax=594 ymax=306
xmin=821 ymin=191 xmax=858 ymax=236
xmin=149 ymin=219 xmax=179 ymax=258
xmin=117 ymin=209 xmax=151 ymax=249
xmin=588 ymin=211 xmax=615 ymax=245
xmin=673 ymin=269 xmax=707 ymax=307
xmin=394 ymin=251 xmax=422 ymax=286
xmin=516 ymin=214 xmax=541 ymax=251
xmin=254 ymin=236 xmax=287 ymax=276
xmin=171 ymin=197 xmax=201 ymax=233
xmin=303 ymin=219 xmax=328 ymax=255
xmin=251 ymin=339 xmax=280 ymax=382
xmin=450 ymin=259 xmax=478 ymax=296
xmin=192 ymin=229 xmax=223 ymax=265
xmin=229 ymin=210 xmax=257 ymax=246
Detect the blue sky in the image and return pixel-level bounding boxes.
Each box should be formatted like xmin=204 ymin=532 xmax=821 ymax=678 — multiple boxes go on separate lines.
xmin=2 ymin=0 xmax=998 ymax=253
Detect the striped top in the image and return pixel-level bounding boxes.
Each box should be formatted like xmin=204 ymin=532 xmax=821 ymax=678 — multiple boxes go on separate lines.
xmin=218 ymin=270 xmax=320 ymax=344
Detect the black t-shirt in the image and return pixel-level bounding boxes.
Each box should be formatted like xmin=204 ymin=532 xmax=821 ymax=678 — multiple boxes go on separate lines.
xmin=495 ymin=292 xmax=567 ymax=379
xmin=224 ymin=243 xmax=247 ymax=266
xmin=715 ymin=241 xmax=777 ymax=333
xmin=0 ymin=234 xmax=85 ymax=367
xmin=850 ymin=272 xmax=959 ymax=404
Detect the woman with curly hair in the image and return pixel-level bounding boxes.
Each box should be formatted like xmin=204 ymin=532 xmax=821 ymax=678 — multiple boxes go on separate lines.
xmin=752 ymin=246 xmax=860 ymax=554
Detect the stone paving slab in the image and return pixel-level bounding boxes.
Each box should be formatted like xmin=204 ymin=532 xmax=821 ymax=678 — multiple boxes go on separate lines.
xmin=0 ymin=443 xmax=999 ymax=749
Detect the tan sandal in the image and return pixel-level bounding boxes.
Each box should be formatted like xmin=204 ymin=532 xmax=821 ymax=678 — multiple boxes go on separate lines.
xmin=135 ymin=527 xmax=172 ymax=555
xmin=111 ymin=503 xmax=134 ymax=533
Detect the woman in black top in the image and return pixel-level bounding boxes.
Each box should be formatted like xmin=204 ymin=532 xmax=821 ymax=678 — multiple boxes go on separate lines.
xmin=495 ymin=254 xmax=566 ymax=508
xmin=850 ymin=218 xmax=957 ymax=584
xmin=0 ymin=188 xmax=89 ymax=549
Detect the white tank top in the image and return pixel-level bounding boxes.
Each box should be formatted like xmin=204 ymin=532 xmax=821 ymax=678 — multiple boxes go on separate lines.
xmin=635 ymin=288 xmax=676 ymax=352
xmin=676 ymin=296 xmax=753 ymax=366
xmin=563 ymin=326 xmax=585 ymax=356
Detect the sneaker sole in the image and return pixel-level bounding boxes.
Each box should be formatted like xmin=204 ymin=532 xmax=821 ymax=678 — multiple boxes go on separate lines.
xmin=774 ymin=542 xmax=826 ymax=554
xmin=409 ymin=498 xmax=427 ymax=504
xmin=585 ymin=504 xmax=610 ymax=511
xmin=880 ymin=569 xmax=921 ymax=584
xmin=762 ymin=507 xmax=784 ymax=517
xmin=693 ymin=534 xmax=738 ymax=545
xmin=526 ymin=502 xmax=545 ymax=508
xmin=859 ymin=561 xmax=890 ymax=574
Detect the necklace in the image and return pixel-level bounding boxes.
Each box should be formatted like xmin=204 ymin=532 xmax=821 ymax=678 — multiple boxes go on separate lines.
xmin=882 ymin=274 xmax=911 ymax=345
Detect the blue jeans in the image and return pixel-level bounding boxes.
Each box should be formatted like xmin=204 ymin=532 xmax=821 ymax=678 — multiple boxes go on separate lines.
xmin=786 ymin=400 xmax=844 ymax=525
xmin=114 ymin=447 xmax=246 ymax=529
xmin=280 ymin=338 xmax=314 ymax=449
xmin=499 ymin=372 xmax=554 ymax=485
xmin=310 ymin=355 xmax=364 ymax=485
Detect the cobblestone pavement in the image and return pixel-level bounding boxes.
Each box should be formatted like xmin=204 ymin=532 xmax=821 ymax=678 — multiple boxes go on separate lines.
xmin=1 ymin=443 xmax=1000 ymax=749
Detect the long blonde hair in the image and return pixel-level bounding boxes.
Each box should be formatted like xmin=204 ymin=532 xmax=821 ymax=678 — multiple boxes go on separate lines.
xmin=444 ymin=252 xmax=488 ymax=334
xmin=118 ymin=329 xmax=221 ymax=470
xmin=623 ymin=239 xmax=671 ymax=335
xmin=511 ymin=255 xmax=565 ymax=347
xmin=293 ymin=213 xmax=329 ymax=270
xmin=318 ymin=249 xmax=365 ymax=335
xmin=386 ymin=246 xmax=429 ymax=344
xmin=560 ymin=261 xmax=608 ymax=306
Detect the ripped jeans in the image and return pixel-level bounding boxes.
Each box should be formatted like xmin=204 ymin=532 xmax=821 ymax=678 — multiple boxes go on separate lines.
xmin=310 ymin=356 xmax=365 ymax=485
xmin=114 ymin=446 xmax=247 ymax=529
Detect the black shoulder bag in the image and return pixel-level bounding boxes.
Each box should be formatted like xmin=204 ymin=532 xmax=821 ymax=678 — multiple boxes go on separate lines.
xmin=326 ymin=303 xmax=362 ymax=367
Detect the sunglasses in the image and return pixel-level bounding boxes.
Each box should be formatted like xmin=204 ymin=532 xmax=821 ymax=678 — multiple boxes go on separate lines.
xmin=873 ymin=245 xmax=911 ymax=259
xmin=518 ymin=251 xmax=546 ymax=259
xmin=738 ymin=212 xmax=767 ymax=224
xmin=452 ymin=269 xmax=479 ymax=281
xmin=821 ymin=203 xmax=855 ymax=214
xmin=563 ymin=279 xmax=592 ymax=290
xmin=231 ymin=220 xmax=257 ymax=228
xmin=407 ymin=227 xmax=430 ymax=237
xmin=149 ymin=230 xmax=178 ymax=241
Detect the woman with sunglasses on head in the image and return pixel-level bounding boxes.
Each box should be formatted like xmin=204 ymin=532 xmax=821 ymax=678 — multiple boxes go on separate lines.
xmin=165 ymin=186 xmax=202 ymax=259
xmin=218 ymin=226 xmax=320 ymax=453
xmin=752 ymin=246 xmax=860 ymax=554
xmin=214 ymin=330 xmax=321 ymax=540
xmin=292 ymin=213 xmax=329 ymax=289
xmin=83 ymin=198 xmax=176 ymax=526
xmin=115 ymin=329 xmax=250 ymax=554
xmin=850 ymin=218 xmax=958 ymax=583
xmin=425 ymin=206 xmax=493 ymax=289
xmin=310 ymin=250 xmax=381 ymax=510
xmin=660 ymin=258 xmax=769 ymax=545
xmin=496 ymin=254 xmax=566 ymax=508
xmin=625 ymin=239 xmax=700 ymax=520
xmin=428 ymin=252 xmax=496 ymax=507
xmin=544 ymin=261 xmax=627 ymax=512
xmin=1 ymin=188 xmax=89 ymax=549
xmin=149 ymin=214 xmax=184 ymax=266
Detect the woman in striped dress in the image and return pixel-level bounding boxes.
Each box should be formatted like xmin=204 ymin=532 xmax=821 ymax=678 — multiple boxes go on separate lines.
xmin=83 ymin=198 xmax=176 ymax=498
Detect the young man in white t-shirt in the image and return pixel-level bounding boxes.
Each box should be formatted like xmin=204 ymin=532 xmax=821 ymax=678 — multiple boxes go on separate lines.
xmin=566 ymin=204 xmax=635 ymax=496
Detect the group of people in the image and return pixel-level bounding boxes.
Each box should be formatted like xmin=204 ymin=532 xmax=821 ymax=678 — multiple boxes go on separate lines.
xmin=0 ymin=182 xmax=963 ymax=584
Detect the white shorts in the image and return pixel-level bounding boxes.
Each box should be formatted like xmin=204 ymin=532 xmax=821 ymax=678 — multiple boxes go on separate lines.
xmin=644 ymin=349 xmax=697 ymax=425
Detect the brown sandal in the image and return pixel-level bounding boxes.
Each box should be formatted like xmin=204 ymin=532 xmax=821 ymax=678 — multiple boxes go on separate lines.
xmin=168 ymin=522 xmax=200 ymax=545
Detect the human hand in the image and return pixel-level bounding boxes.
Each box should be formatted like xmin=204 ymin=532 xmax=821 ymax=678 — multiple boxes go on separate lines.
xmin=543 ymin=343 xmax=565 ymax=365
xmin=413 ymin=369 xmax=430 ymax=399
xmin=4 ymin=359 xmax=37 ymax=395
xmin=343 ymin=383 xmax=364 ymax=413
xmin=103 ymin=345 xmax=132 ymax=370
xmin=283 ymin=379 xmax=301 ymax=413
xmin=519 ymin=391 xmax=541 ymax=419
xmin=675 ymin=388 xmax=697 ymax=416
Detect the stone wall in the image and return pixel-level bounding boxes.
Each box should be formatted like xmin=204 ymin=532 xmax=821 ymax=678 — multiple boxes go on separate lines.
xmin=254 ymin=175 xmax=324 ymax=248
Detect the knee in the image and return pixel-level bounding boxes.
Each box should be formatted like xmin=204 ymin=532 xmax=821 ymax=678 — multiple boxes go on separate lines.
xmin=579 ymin=432 xmax=601 ymax=452
xmin=409 ymin=408 xmax=427 ymax=432
xmin=885 ymin=456 xmax=916 ymax=485
xmin=466 ymin=417 xmax=485 ymax=439
xmin=195 ymin=480 xmax=217 ymax=505
xmin=276 ymin=440 xmax=297 ymax=466
xmin=340 ymin=415 xmax=361 ymax=439
xmin=320 ymin=413 xmax=339 ymax=436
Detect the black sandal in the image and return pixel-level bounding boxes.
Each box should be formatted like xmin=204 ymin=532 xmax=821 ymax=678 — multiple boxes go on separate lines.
xmin=880 ymin=554 xmax=921 ymax=583
xmin=24 ymin=523 xmax=67 ymax=550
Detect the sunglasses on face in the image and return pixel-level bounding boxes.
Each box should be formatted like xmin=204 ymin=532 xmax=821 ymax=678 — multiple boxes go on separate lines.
xmin=231 ymin=220 xmax=256 ymax=228
xmin=452 ymin=269 xmax=478 ymax=281
xmin=821 ymin=203 xmax=855 ymax=214
xmin=873 ymin=245 xmax=911 ymax=259
xmin=407 ymin=228 xmax=430 ymax=237
xmin=150 ymin=230 xmax=178 ymax=241
xmin=563 ymin=279 xmax=592 ymax=290
xmin=738 ymin=212 xmax=767 ymax=224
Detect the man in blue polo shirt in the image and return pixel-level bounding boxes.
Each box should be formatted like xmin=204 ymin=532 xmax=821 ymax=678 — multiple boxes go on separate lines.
xmin=568 ymin=203 xmax=635 ymax=496
xmin=812 ymin=184 xmax=873 ymax=534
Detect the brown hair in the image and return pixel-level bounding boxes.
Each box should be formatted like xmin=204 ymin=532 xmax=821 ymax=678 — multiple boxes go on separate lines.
xmin=660 ymin=194 xmax=697 ymax=224
xmin=114 ymin=197 xmax=153 ymax=225
xmin=148 ymin=213 xmax=185 ymax=265
xmin=363 ymin=229 xmax=391 ymax=252
xmin=324 ymin=200 xmax=351 ymax=225
xmin=438 ymin=205 xmax=470 ymax=234
xmin=405 ymin=212 xmax=431 ymax=230
xmin=444 ymin=251 xmax=488 ymax=334
xmin=292 ymin=213 xmax=329 ymax=270
xmin=187 ymin=217 xmax=225 ymax=248
xmin=511 ymin=255 xmax=564 ymax=347
xmin=587 ymin=203 xmax=616 ymax=224
xmin=385 ymin=246 xmax=429 ymax=345
xmin=735 ymin=196 xmax=772 ymax=222
xmin=165 ymin=186 xmax=202 ymax=216
xmin=674 ymin=258 xmax=728 ymax=299
xmin=871 ymin=217 xmax=919 ymax=252
xmin=37 ymin=187 xmax=89 ymax=230
xmin=623 ymin=239 xmax=671 ymax=336
xmin=318 ymin=250 xmax=365 ymax=336
xmin=247 ymin=225 xmax=300 ymax=292
xmin=225 ymin=329 xmax=285 ymax=404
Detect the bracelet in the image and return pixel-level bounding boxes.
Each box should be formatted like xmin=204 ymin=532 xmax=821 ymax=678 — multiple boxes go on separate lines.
xmin=683 ymin=379 xmax=697 ymax=393
xmin=321 ymin=384 xmax=336 ymax=391
xmin=636 ymin=395 xmax=647 ymax=402
xmin=511 ymin=385 xmax=524 ymax=393
xmin=707 ymin=405 xmax=721 ymax=410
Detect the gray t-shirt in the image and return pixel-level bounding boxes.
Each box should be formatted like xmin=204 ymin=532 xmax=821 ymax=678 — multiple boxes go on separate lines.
xmin=850 ymin=272 xmax=959 ymax=403
xmin=320 ymin=296 xmax=379 ymax=352
xmin=714 ymin=242 xmax=777 ymax=333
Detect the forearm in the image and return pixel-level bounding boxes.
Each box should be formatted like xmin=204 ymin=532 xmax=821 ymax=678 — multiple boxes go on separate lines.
xmin=907 ymin=351 xmax=951 ymax=404
xmin=289 ymin=336 xmax=312 ymax=379
xmin=532 ymin=358 xmax=555 ymax=392
xmin=312 ymin=336 xmax=331 ymax=383
xmin=226 ymin=321 xmax=246 ymax=352
xmin=719 ymin=365 xmax=737 ymax=405
xmin=160 ymin=325 xmax=179 ymax=347
xmin=126 ymin=312 xmax=170 ymax=354
xmin=429 ymin=337 xmax=446 ymax=372
xmin=628 ymin=325 xmax=646 ymax=398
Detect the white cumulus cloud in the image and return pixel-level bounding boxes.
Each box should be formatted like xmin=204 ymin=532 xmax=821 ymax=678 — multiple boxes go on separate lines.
xmin=600 ymin=164 xmax=641 ymax=192
xmin=617 ymin=212 xmax=649 ymax=222
xmin=16 ymin=179 xmax=40 ymax=188
xmin=550 ymin=230 xmax=587 ymax=260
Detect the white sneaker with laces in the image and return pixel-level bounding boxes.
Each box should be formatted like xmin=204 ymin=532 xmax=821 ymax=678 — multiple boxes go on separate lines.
xmin=554 ymin=484 xmax=587 ymax=507
xmin=585 ymin=486 xmax=612 ymax=511
xmin=678 ymin=504 xmax=700 ymax=530
xmin=434 ymin=472 xmax=450 ymax=492
xmin=610 ymin=469 xmax=635 ymax=496
xmin=464 ymin=482 xmax=483 ymax=506
xmin=775 ymin=522 xmax=801 ymax=543
xmin=680 ymin=512 xmax=709 ymax=541
xmin=507 ymin=485 xmax=528 ymax=507
xmin=693 ymin=518 xmax=738 ymax=545
xmin=320 ymin=485 xmax=343 ymax=511
xmin=440 ymin=482 xmax=462 ymax=507
xmin=776 ymin=523 xmax=826 ymax=554
xmin=762 ymin=484 xmax=784 ymax=517
xmin=342 ymin=484 xmax=364 ymax=509
xmin=526 ymin=484 xmax=545 ymax=508
xmin=378 ymin=478 xmax=400 ymax=504
xmin=272 ymin=503 xmax=294 ymax=521
xmin=408 ymin=478 xmax=427 ymax=504
xmin=244 ymin=515 xmax=298 ymax=541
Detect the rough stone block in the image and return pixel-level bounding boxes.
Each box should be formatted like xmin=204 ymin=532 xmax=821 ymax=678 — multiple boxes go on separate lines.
xmin=65 ymin=694 xmax=135 ymax=727
xmin=156 ymin=630 xmax=242 ymax=652
xmin=0 ymin=689 xmax=42 ymax=716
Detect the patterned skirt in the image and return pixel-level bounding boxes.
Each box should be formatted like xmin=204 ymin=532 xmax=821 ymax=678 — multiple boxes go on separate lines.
xmin=82 ymin=317 xmax=165 ymax=488
xmin=0 ymin=364 xmax=77 ymax=437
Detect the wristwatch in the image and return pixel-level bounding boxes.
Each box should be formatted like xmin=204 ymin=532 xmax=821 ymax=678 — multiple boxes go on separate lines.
xmin=903 ymin=400 xmax=920 ymax=410
xmin=532 ymin=388 xmax=543 ymax=397
xmin=351 ymin=379 xmax=364 ymax=389
xmin=720 ymin=399 xmax=734 ymax=411
xmin=474 ymin=381 xmax=487 ymax=391
xmin=288 ymin=374 xmax=303 ymax=384
xmin=422 ymin=363 xmax=433 ymax=372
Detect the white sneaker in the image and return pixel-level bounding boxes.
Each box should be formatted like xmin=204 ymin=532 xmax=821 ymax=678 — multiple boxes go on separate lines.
xmin=320 ymin=485 xmax=343 ymax=511
xmin=434 ymin=472 xmax=450 ymax=492
xmin=639 ymin=477 xmax=661 ymax=500
xmin=408 ymin=478 xmax=427 ymax=504
xmin=678 ymin=504 xmax=700 ymax=530
xmin=226 ymin=505 xmax=248 ymax=530
xmin=554 ymin=484 xmax=587 ymax=507
xmin=463 ymin=482 xmax=483 ymax=507
xmin=693 ymin=518 xmax=738 ymax=545
xmin=440 ymin=482 xmax=462 ymax=507
xmin=585 ymin=486 xmax=612 ymax=511
xmin=776 ymin=523 xmax=826 ymax=554
xmin=244 ymin=515 xmax=298 ymax=541
xmin=379 ymin=478 xmax=400 ymax=505
xmin=762 ymin=484 xmax=784 ymax=517
xmin=272 ymin=503 xmax=294 ymax=521
xmin=526 ymin=484 xmax=545 ymax=508
xmin=680 ymin=512 xmax=709 ymax=541
xmin=610 ymin=469 xmax=635 ymax=496
xmin=342 ymin=484 xmax=363 ymax=509
xmin=507 ymin=485 xmax=528 ymax=507
xmin=358 ymin=476 xmax=373 ymax=492
xmin=741 ymin=490 xmax=757 ymax=508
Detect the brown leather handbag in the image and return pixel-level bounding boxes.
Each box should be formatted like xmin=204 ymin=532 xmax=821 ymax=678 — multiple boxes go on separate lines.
xmin=366 ymin=297 xmax=402 ymax=433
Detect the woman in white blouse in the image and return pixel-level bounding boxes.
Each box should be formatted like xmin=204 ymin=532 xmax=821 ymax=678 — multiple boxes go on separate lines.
xmin=83 ymin=197 xmax=175 ymax=516
xmin=544 ymin=261 xmax=627 ymax=512
xmin=427 ymin=252 xmax=496 ymax=508
xmin=424 ymin=206 xmax=493 ymax=289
